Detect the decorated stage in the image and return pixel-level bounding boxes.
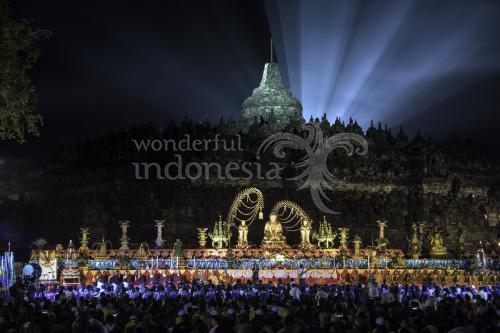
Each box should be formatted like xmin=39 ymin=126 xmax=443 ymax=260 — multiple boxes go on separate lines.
xmin=29 ymin=245 xmax=498 ymax=288
xmin=25 ymin=187 xmax=499 ymax=287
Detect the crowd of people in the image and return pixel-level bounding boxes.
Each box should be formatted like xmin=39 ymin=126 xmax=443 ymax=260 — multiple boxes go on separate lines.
xmin=1 ymin=274 xmax=499 ymax=333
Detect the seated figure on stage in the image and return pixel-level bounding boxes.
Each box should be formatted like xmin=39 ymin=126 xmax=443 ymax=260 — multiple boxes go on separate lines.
xmin=428 ymin=226 xmax=447 ymax=258
xmin=262 ymin=213 xmax=287 ymax=249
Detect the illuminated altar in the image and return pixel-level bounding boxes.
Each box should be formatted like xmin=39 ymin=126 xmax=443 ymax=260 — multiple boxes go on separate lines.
xmin=27 ymin=187 xmax=499 ymax=287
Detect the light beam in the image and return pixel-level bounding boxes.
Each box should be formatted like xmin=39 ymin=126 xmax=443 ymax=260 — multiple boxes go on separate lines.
xmin=265 ymin=0 xmax=500 ymax=134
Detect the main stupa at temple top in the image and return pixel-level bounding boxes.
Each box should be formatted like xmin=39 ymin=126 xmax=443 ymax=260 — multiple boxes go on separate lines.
xmin=240 ymin=62 xmax=304 ymax=133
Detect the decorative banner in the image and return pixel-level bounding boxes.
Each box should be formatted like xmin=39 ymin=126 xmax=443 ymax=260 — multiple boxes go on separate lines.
xmin=39 ymin=250 xmax=58 ymax=282
xmin=83 ymin=257 xmax=471 ymax=270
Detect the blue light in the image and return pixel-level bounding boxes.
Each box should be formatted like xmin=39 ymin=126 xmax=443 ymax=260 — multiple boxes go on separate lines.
xmin=265 ymin=0 xmax=500 ymax=131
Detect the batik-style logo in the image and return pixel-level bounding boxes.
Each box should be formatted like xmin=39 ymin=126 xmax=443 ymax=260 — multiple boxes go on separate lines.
xmin=257 ymin=123 xmax=368 ymax=214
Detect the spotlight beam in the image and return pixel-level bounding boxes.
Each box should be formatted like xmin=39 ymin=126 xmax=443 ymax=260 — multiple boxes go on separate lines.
xmin=265 ymin=0 xmax=500 ymax=131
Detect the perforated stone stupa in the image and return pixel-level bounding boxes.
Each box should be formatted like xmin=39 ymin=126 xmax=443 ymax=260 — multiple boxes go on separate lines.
xmin=240 ymin=62 xmax=304 ymax=133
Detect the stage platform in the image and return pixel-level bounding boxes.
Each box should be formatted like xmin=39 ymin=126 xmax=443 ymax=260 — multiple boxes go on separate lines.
xmin=79 ymin=267 xmax=498 ymax=287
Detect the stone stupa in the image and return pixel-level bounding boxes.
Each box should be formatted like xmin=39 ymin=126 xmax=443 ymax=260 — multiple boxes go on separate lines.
xmin=240 ymin=62 xmax=304 ymax=133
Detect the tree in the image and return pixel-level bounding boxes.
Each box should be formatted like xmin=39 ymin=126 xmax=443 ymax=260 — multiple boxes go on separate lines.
xmin=0 ymin=0 xmax=47 ymax=144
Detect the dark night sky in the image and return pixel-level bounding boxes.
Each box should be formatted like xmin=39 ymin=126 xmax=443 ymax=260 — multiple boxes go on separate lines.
xmin=2 ymin=0 xmax=500 ymax=163
xmin=3 ymin=0 xmax=271 ymax=161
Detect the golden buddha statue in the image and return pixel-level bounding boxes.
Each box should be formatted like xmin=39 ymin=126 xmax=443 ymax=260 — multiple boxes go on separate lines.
xmin=262 ymin=213 xmax=287 ymax=250
xmin=428 ymin=226 xmax=448 ymax=258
